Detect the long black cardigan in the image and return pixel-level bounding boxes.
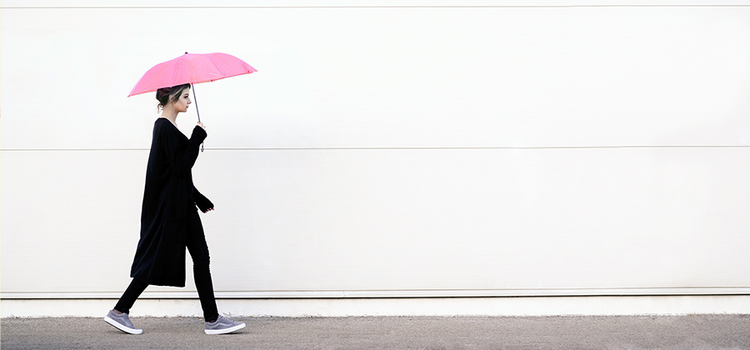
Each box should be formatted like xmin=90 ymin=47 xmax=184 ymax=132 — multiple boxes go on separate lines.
xmin=130 ymin=118 xmax=213 ymax=287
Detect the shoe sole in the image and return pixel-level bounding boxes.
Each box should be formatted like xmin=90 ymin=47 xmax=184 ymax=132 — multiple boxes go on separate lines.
xmin=104 ymin=316 xmax=143 ymax=335
xmin=205 ymin=322 xmax=246 ymax=335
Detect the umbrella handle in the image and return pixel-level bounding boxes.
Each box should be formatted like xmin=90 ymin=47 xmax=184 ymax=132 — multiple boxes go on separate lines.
xmin=191 ymin=83 xmax=204 ymax=152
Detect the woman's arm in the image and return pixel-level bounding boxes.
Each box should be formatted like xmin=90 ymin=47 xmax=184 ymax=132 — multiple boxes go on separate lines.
xmin=162 ymin=124 xmax=207 ymax=177
xmin=193 ymin=186 xmax=214 ymax=213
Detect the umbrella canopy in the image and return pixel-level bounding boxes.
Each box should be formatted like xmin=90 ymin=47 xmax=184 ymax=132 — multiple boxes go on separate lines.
xmin=128 ymin=52 xmax=257 ymax=97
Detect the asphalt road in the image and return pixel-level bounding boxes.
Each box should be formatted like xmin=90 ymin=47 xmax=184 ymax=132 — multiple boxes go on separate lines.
xmin=3 ymin=315 xmax=750 ymax=349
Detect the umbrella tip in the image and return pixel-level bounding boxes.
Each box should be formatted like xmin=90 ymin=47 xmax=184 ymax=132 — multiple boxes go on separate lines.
xmin=185 ymin=52 xmax=188 ymax=54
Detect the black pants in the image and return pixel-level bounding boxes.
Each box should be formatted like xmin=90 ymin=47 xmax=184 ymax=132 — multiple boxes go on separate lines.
xmin=114 ymin=209 xmax=219 ymax=323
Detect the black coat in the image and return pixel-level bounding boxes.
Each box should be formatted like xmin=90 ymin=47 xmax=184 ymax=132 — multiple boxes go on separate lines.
xmin=130 ymin=118 xmax=213 ymax=287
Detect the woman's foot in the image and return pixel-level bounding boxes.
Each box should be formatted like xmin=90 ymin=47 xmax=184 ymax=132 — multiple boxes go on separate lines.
xmin=204 ymin=315 xmax=246 ymax=335
xmin=104 ymin=310 xmax=143 ymax=335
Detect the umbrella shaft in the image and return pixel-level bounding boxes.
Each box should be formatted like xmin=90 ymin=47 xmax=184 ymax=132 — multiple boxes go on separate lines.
xmin=191 ymin=84 xmax=201 ymax=123
xmin=191 ymin=84 xmax=204 ymax=152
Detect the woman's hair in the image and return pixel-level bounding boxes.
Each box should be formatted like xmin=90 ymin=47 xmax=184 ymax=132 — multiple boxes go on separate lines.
xmin=156 ymin=83 xmax=191 ymax=112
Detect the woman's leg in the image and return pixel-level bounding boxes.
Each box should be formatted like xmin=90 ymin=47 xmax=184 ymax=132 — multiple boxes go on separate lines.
xmin=114 ymin=278 xmax=148 ymax=314
xmin=186 ymin=209 xmax=219 ymax=323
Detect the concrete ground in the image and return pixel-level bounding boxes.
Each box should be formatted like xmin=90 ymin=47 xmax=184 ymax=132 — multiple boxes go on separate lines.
xmin=2 ymin=315 xmax=750 ymax=349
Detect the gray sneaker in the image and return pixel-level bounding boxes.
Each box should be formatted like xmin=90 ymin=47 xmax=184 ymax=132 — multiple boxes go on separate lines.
xmin=205 ymin=315 xmax=246 ymax=335
xmin=104 ymin=310 xmax=143 ymax=335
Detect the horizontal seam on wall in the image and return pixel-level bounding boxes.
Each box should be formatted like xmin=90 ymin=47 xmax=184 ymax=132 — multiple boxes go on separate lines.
xmin=4 ymin=287 xmax=750 ymax=299
xmin=2 ymin=145 xmax=750 ymax=152
xmin=4 ymin=5 xmax=750 ymax=9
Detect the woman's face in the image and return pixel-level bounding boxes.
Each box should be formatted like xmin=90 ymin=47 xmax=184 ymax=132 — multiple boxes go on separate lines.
xmin=172 ymin=88 xmax=191 ymax=113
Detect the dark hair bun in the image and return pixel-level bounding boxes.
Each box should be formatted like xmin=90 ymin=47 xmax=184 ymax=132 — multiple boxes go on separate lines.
xmin=156 ymin=83 xmax=191 ymax=111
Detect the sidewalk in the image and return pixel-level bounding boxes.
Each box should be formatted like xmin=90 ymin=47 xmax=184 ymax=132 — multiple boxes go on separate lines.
xmin=3 ymin=315 xmax=750 ymax=349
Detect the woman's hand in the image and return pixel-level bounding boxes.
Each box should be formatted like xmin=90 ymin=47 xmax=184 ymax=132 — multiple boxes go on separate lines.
xmin=197 ymin=122 xmax=206 ymax=130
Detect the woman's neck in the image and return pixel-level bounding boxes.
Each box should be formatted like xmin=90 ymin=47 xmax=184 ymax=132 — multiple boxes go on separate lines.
xmin=160 ymin=112 xmax=178 ymax=126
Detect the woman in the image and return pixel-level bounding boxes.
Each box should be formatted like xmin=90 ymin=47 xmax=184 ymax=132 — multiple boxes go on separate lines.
xmin=104 ymin=83 xmax=245 ymax=335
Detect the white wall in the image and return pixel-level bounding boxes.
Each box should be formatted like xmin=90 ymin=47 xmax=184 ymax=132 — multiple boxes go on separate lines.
xmin=3 ymin=0 xmax=750 ymax=314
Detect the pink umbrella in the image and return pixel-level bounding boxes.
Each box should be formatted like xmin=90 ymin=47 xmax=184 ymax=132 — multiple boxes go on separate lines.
xmin=128 ymin=52 xmax=257 ymax=122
